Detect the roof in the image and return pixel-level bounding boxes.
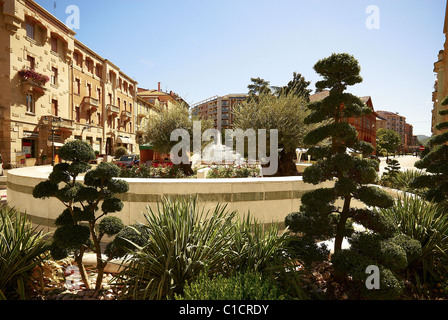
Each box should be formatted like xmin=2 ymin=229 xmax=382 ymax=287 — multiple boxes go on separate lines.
xmin=376 ymin=110 xmax=406 ymax=119
xmin=309 ymin=90 xmax=330 ymax=102
xmin=309 ymin=91 xmax=372 ymax=106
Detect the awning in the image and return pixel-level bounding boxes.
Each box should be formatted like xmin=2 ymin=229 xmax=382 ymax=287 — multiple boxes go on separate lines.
xmin=139 ymin=143 xmax=153 ymax=150
xmin=23 ymin=131 xmax=39 ymax=139
xmin=48 ymin=141 xmax=64 ymax=147
xmin=117 ymin=136 xmax=133 ymax=144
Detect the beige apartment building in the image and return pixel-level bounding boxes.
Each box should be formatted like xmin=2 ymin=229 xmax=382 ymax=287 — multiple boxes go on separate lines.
xmin=376 ymin=110 xmax=417 ymax=152
xmin=433 ymin=1 xmax=448 ymax=136
xmin=191 ymin=94 xmax=247 ymax=131
xmin=0 ymin=0 xmax=138 ymax=167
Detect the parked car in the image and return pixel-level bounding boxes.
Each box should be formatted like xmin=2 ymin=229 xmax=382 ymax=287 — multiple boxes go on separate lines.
xmin=116 ymin=154 xmax=139 ymax=168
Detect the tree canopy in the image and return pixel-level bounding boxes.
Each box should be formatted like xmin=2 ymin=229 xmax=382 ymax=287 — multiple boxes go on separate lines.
xmin=410 ymin=95 xmax=448 ymax=206
xmin=377 ymin=128 xmax=401 ymax=160
xmin=285 ymin=52 xmax=394 ymax=257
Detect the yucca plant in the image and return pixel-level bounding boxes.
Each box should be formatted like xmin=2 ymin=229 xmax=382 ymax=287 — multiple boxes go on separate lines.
xmin=229 ymin=215 xmax=306 ymax=299
xmin=114 ymin=196 xmax=238 ymax=300
xmin=0 ymin=206 xmax=49 ymax=300
xmin=393 ymin=169 xmax=426 ymax=192
xmin=374 ymin=195 xmax=448 ymax=282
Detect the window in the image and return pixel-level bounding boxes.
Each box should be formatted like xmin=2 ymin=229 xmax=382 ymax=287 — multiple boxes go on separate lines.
xmin=86 ymin=109 xmax=91 ymax=124
xmin=51 ymin=67 xmax=58 ymax=85
xmin=97 ymin=88 xmax=101 ymax=102
xmin=97 ymin=112 xmax=101 ymax=125
xmin=86 ymin=59 xmax=93 ymax=73
xmin=26 ymin=22 xmax=34 ymax=39
xmin=95 ymin=64 xmax=102 ymax=78
xmin=51 ymin=99 xmax=58 ymax=116
xmin=75 ymin=78 xmax=81 ymax=94
xmin=87 ymin=83 xmax=92 ymax=97
xmin=75 ymin=106 xmax=80 ymax=122
xmin=27 ymin=55 xmax=35 ymax=69
xmin=51 ymin=37 xmax=58 ymax=53
xmin=73 ymin=51 xmax=82 ymax=67
xmin=26 ymin=93 xmax=34 ymax=113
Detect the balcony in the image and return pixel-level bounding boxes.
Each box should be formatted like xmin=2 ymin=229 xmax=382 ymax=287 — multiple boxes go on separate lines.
xmin=42 ymin=115 xmax=75 ymax=132
xmin=18 ymin=69 xmax=49 ymax=98
xmin=82 ymin=96 xmax=99 ymax=111
xmin=106 ymin=104 xmax=120 ymax=116
xmin=136 ymin=124 xmax=145 ymax=134
xmin=121 ymin=110 xmax=132 ymax=121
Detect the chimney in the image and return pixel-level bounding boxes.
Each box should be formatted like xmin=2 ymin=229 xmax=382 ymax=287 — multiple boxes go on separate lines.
xmin=158 ymin=82 xmax=161 ymax=91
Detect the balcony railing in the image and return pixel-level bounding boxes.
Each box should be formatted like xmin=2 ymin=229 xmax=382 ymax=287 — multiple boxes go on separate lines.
xmin=106 ymin=104 xmax=120 ymax=116
xmin=82 ymin=96 xmax=99 ymax=110
xmin=121 ymin=110 xmax=132 ymax=120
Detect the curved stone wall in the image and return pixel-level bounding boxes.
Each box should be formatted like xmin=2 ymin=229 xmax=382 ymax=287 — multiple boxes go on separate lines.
xmin=7 ymin=166 xmax=343 ymax=230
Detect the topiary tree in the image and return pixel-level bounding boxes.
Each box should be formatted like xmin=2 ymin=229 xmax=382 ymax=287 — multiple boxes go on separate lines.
xmin=410 ymin=95 xmax=448 ymax=207
xmin=284 ymin=53 xmax=396 ymax=278
xmin=380 ymin=158 xmax=401 ymax=188
xmin=32 ymin=140 xmax=129 ymax=292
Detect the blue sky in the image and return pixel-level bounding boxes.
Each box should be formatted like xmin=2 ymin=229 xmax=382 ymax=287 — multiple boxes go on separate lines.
xmin=37 ymin=0 xmax=446 ymax=136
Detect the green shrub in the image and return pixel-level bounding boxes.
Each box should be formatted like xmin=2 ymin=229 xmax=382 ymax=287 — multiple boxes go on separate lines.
xmin=175 ymin=271 xmax=286 ymax=300
xmin=105 ymin=223 xmax=150 ymax=259
xmin=331 ymin=249 xmax=404 ymax=300
xmin=0 ymin=206 xmax=49 ymax=300
xmin=375 ymin=195 xmax=448 ymax=281
xmin=119 ymin=163 xmax=184 ymax=179
xmin=114 ymin=146 xmax=128 ymax=159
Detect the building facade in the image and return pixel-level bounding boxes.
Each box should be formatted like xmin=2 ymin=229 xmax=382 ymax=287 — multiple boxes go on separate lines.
xmin=191 ymin=94 xmax=247 ymax=131
xmin=309 ymin=91 xmax=378 ymax=151
xmin=0 ymin=0 xmax=139 ymax=167
xmin=376 ymin=110 xmax=407 ymax=148
xmin=432 ymin=1 xmax=448 ymax=136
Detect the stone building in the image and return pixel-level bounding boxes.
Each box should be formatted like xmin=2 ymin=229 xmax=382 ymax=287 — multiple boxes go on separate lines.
xmin=0 ymin=0 xmax=139 ymax=167
xmin=432 ymin=0 xmax=448 ymax=136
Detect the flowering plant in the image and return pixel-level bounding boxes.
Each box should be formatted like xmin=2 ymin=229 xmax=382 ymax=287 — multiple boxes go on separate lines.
xmin=206 ymin=164 xmax=262 ymax=179
xmin=18 ymin=69 xmax=49 ymax=86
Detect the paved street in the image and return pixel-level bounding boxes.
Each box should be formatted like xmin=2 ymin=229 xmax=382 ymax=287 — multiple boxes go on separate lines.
xmin=378 ymin=155 xmax=421 ymax=174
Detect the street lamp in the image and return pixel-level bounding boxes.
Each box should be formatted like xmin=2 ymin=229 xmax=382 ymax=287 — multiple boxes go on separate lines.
xmin=43 ymin=116 xmax=64 ymax=166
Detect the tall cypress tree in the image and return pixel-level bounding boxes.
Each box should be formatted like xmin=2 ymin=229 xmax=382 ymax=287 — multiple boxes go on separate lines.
xmin=285 ymin=53 xmax=394 ymax=254
xmin=410 ymin=96 xmax=448 ymax=206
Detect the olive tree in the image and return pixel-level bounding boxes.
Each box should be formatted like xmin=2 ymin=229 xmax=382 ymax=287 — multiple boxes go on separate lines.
xmin=32 ymin=140 xmax=129 ymax=291
xmin=232 ymin=91 xmax=317 ymax=176
xmin=144 ymin=103 xmax=213 ymax=175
